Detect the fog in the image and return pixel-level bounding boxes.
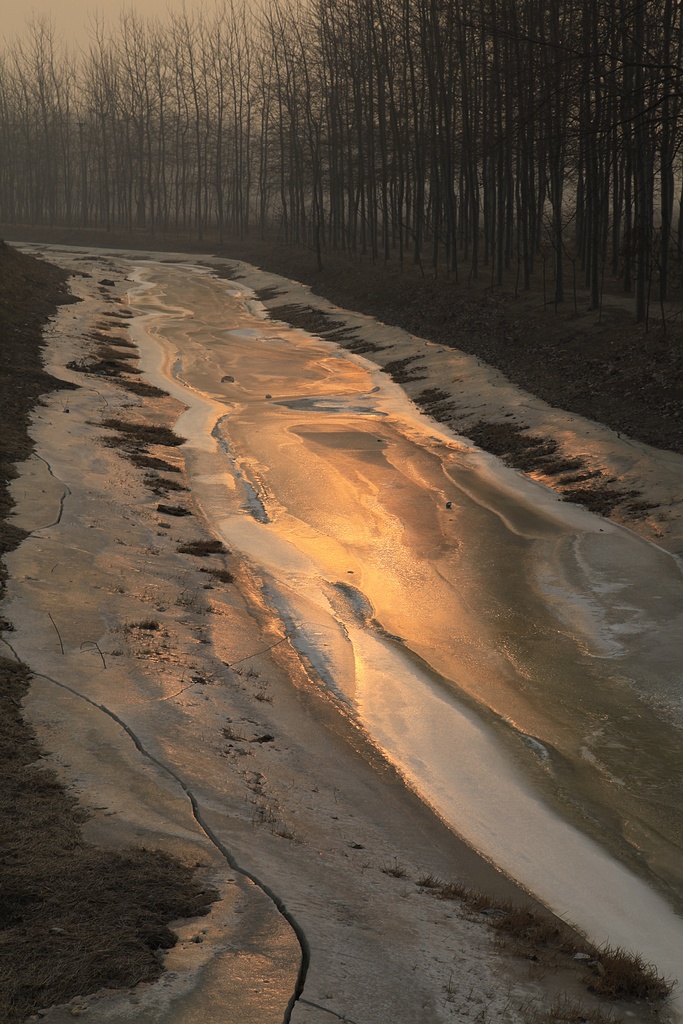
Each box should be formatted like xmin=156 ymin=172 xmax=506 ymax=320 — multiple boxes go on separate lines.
xmin=2 ymin=0 xmax=206 ymax=48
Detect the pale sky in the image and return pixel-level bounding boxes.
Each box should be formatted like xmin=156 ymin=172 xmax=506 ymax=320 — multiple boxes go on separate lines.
xmin=2 ymin=0 xmax=206 ymax=48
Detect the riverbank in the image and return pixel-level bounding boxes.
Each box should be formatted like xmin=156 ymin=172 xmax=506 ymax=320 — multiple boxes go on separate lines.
xmin=0 ymin=240 xmax=678 ymax=1022
xmin=0 ymin=244 xmax=244 ymax=1022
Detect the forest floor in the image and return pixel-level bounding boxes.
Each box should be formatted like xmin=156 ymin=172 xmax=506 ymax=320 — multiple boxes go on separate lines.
xmin=0 ymin=227 xmax=681 ymax=1021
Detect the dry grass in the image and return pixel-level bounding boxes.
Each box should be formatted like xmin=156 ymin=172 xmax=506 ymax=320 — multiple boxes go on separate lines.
xmin=100 ymin=418 xmax=185 ymax=449
xmin=157 ymin=502 xmax=192 ymax=517
xmin=175 ymin=590 xmax=208 ymax=613
xmin=381 ymin=858 xmax=410 ymax=879
xmin=428 ymin=877 xmax=671 ymax=1005
xmin=464 ymin=420 xmax=649 ymax=516
xmin=223 ymin=724 xmax=248 ymax=742
xmin=0 ymin=242 xmax=77 ymax=564
xmin=132 ymin=454 xmax=181 ymax=472
xmin=113 ymin=378 xmax=170 ymax=399
xmin=68 ymin=332 xmax=169 ymax=399
xmin=89 ymin=331 xmax=137 ymax=349
xmin=384 ymin=354 xmax=428 ymax=384
xmin=66 ymin=340 xmax=141 ymax=380
xmin=144 ymin=474 xmax=189 ymax=495
xmin=415 ymin=873 xmax=444 ymax=889
xmin=200 ymin=567 xmax=235 ymax=584
xmin=527 ymin=995 xmax=619 ymax=1024
xmin=587 ymin=946 xmax=672 ymax=1002
xmin=177 ymin=539 xmax=227 ymax=556
xmin=98 ymin=418 xmax=186 ymax=475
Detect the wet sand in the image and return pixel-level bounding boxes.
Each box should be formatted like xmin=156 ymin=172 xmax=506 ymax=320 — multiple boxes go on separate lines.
xmin=4 ymin=243 xmax=681 ymax=1022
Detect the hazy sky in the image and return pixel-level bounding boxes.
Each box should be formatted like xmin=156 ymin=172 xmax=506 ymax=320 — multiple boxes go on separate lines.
xmin=2 ymin=1 xmax=201 ymax=48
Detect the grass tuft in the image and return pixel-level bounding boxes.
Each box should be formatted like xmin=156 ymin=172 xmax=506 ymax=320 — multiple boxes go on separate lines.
xmin=157 ymin=502 xmax=192 ymax=517
xmin=101 ymin=418 xmax=185 ymax=448
xmin=415 ymin=873 xmax=444 ymax=889
xmin=177 ymin=539 xmax=227 ymax=556
xmin=586 ymin=945 xmax=671 ymax=1002
xmin=131 ymin=454 xmax=181 ymax=472
xmin=223 ymin=724 xmax=247 ymax=742
xmin=424 ymin=875 xmax=672 ymax=1004
xmin=144 ymin=475 xmax=188 ymax=494
xmin=381 ymin=858 xmax=410 ymax=879
xmin=205 ymin=568 xmax=235 ymax=584
xmin=129 ymin=618 xmax=160 ymax=631
xmin=527 ymin=995 xmax=619 ymax=1023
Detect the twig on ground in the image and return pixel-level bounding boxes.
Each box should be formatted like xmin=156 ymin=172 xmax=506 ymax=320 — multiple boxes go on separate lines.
xmin=48 ymin=612 xmax=65 ymax=655
xmin=80 ymin=640 xmax=107 ymax=669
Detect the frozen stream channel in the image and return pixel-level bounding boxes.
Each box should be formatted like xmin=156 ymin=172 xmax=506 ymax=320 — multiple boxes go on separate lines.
xmin=88 ymin=257 xmax=683 ymax=994
xmin=12 ymin=243 xmax=683 ymax=1019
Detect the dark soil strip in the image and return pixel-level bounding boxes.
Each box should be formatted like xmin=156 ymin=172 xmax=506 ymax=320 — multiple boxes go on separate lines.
xmin=0 ymin=242 xmax=78 ymax=571
xmin=268 ymin=302 xmax=386 ymax=354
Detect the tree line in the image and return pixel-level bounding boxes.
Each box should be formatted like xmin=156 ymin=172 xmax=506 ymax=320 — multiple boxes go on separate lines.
xmin=0 ymin=0 xmax=681 ymax=320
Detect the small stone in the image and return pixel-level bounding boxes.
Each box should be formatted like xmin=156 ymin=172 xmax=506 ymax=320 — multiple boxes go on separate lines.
xmin=265 ymin=394 xmax=272 ymax=399
xmin=221 ymin=375 xmax=235 ymax=383
xmin=573 ymin=952 xmax=591 ymax=961
xmin=99 ymin=279 xmax=116 ymax=287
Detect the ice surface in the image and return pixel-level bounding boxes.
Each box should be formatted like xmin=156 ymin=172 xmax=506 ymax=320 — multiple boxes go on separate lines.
xmin=107 ymin=257 xmax=683 ymax=996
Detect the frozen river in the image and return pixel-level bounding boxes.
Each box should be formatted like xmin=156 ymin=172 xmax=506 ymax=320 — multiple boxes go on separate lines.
xmin=100 ymin=258 xmax=683 ymax=991
xmin=122 ymin=260 xmax=683 ymax=988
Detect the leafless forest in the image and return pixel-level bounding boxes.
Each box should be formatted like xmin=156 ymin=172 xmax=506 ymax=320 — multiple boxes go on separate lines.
xmin=0 ymin=0 xmax=681 ymax=320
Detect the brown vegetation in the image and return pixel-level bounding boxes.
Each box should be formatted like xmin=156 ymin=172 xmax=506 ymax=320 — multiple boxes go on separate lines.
xmin=428 ymin=877 xmax=671 ymax=1005
xmin=98 ymin=417 xmax=186 ymax=473
xmin=177 ymin=539 xmax=227 ymax=556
